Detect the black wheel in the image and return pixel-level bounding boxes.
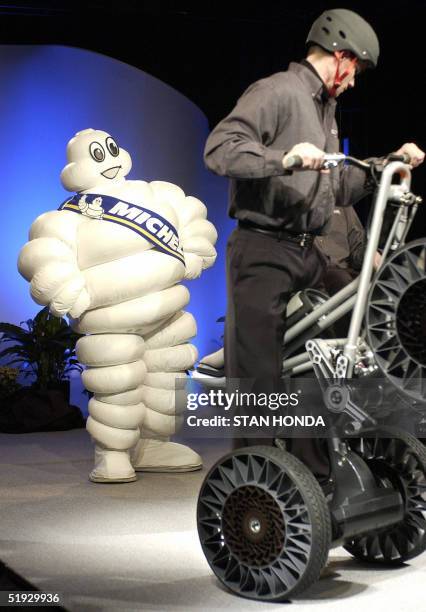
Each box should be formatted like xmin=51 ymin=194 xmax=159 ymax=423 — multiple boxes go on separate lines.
xmin=344 ymin=426 xmax=426 ymax=564
xmin=366 ymin=239 xmax=426 ymax=403
xmin=197 ymin=445 xmax=331 ymax=601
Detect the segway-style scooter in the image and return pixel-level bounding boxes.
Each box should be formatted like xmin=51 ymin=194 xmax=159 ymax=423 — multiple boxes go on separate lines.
xmin=196 ymin=153 xmax=426 ymax=601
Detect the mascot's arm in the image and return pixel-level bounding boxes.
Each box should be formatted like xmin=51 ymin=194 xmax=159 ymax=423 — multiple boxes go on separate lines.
xmin=179 ymin=199 xmax=217 ymax=279
xmin=18 ymin=210 xmax=90 ymax=318
xmin=149 ymin=181 xmax=217 ymax=280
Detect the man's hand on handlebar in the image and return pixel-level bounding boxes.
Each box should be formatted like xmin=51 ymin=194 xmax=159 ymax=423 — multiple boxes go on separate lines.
xmin=282 ymin=143 xmax=326 ymax=171
xmin=393 ymin=143 xmax=425 ymax=168
xmin=283 ymin=143 xmax=424 ymax=173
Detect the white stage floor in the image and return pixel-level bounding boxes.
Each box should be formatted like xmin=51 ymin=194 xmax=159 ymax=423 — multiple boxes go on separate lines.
xmin=0 ymin=429 xmax=425 ymax=611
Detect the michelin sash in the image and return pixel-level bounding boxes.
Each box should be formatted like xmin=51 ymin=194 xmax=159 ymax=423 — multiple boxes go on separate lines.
xmin=59 ymin=194 xmax=185 ymax=265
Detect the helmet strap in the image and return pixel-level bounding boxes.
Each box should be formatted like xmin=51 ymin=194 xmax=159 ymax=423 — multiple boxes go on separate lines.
xmin=328 ymin=51 xmax=358 ymax=97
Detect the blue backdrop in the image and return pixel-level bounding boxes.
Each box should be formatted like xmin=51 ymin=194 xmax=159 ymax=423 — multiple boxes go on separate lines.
xmin=0 ymin=45 xmax=233 ymax=407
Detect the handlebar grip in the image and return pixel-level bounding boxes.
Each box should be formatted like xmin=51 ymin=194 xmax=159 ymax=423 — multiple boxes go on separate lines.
xmin=283 ymin=154 xmax=303 ymax=170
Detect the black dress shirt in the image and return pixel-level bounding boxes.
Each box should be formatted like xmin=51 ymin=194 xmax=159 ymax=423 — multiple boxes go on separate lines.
xmin=204 ymin=61 xmax=374 ymax=233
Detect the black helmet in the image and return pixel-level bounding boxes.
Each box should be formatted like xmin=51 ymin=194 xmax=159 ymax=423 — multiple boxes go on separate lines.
xmin=307 ymin=8 xmax=379 ymax=68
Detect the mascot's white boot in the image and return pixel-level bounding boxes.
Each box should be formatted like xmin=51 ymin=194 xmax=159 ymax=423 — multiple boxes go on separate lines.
xmin=131 ymin=437 xmax=202 ymax=472
xmin=18 ymin=129 xmax=217 ymax=483
xmin=92 ymin=446 xmax=137 ymax=483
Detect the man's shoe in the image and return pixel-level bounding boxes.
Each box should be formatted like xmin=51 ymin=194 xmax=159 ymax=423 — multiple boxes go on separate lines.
xmin=318 ymin=476 xmax=335 ymax=498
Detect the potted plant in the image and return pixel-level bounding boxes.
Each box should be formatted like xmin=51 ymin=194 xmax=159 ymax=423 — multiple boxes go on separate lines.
xmin=0 ymin=307 xmax=85 ymax=433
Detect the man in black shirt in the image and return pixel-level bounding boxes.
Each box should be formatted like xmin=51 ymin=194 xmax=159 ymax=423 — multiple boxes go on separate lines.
xmin=204 ymin=9 xmax=424 ymax=464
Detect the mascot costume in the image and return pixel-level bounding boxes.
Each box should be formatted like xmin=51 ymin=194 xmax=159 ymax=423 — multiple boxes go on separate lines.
xmin=18 ymin=129 xmax=217 ymax=483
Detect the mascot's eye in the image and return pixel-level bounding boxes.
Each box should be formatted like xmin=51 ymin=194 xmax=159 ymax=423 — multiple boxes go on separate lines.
xmin=106 ymin=137 xmax=119 ymax=157
xmin=89 ymin=141 xmax=105 ymax=162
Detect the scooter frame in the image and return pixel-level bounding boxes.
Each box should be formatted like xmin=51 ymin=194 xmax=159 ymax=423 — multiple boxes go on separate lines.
xmin=196 ymin=155 xmax=426 ymax=602
xmin=283 ymin=159 xmax=419 ymax=377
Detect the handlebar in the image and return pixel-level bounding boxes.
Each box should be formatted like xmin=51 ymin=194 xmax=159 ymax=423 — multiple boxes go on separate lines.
xmin=283 ymin=152 xmax=411 ymax=171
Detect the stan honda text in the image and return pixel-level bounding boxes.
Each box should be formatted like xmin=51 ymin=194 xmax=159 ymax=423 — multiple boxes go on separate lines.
xmin=186 ymin=415 xmax=326 ymax=428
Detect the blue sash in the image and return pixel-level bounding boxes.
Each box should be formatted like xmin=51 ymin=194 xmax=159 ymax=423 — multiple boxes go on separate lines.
xmin=59 ymin=193 xmax=185 ymax=266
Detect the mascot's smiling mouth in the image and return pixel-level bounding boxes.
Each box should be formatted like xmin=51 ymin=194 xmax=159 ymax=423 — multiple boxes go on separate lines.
xmin=101 ymin=166 xmax=121 ymax=179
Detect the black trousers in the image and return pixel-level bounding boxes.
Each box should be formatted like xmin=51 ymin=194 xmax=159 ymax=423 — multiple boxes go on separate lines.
xmin=225 ymin=226 xmax=330 ymax=476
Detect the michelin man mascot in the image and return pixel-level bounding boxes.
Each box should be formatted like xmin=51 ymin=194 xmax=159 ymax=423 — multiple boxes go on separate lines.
xmin=18 ymin=129 xmax=217 ymax=483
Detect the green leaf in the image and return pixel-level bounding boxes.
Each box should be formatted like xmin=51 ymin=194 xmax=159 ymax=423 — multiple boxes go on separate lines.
xmin=0 ymin=306 xmax=84 ymax=388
